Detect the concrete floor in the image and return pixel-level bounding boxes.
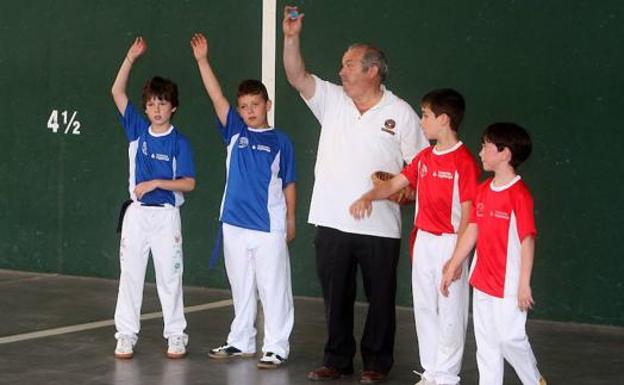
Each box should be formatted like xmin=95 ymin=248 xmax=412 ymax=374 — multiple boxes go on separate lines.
xmin=0 ymin=270 xmax=622 ymax=385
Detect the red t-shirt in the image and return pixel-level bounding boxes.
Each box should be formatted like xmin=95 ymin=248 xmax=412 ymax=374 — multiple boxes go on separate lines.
xmin=402 ymin=142 xmax=480 ymax=235
xmin=468 ymin=176 xmax=537 ymax=298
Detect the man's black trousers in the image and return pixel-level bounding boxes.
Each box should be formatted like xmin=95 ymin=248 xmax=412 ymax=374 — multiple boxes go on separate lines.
xmin=314 ymin=226 xmax=401 ymax=374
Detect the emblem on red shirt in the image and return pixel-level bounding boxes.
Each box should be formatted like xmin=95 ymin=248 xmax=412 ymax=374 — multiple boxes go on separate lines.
xmin=493 ymin=210 xmax=510 ymax=220
xmin=476 ymin=202 xmax=485 ymax=217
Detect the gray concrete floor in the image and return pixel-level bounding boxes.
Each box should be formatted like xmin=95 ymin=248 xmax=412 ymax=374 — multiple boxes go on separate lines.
xmin=0 ymin=269 xmax=622 ymax=385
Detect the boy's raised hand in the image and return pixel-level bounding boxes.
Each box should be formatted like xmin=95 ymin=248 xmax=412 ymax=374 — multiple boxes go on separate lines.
xmin=190 ymin=33 xmax=209 ymax=61
xmin=127 ymin=37 xmax=147 ymax=63
xmin=282 ymin=6 xmax=304 ymax=37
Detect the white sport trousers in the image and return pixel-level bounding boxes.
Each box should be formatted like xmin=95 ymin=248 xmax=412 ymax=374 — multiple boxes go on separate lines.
xmin=473 ymin=288 xmax=542 ymax=385
xmin=114 ymin=203 xmax=187 ymax=343
xmin=222 ymin=223 xmax=294 ymax=358
xmin=412 ymin=230 xmax=469 ymax=385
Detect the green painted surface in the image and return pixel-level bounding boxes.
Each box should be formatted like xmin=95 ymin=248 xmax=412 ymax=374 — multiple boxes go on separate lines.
xmin=1 ymin=1 xmax=622 ymax=325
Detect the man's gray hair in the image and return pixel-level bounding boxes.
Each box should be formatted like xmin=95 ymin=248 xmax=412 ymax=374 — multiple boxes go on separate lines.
xmin=349 ymin=43 xmax=389 ymax=82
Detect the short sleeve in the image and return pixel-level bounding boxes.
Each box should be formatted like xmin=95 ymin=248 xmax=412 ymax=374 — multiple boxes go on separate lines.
xmin=400 ymin=150 xmax=423 ymax=189
xmin=458 ymin=151 xmax=481 ymax=203
xmin=174 ymin=135 xmax=196 ymax=179
xmin=513 ymin=186 xmax=537 ymax=241
xmin=118 ymin=102 xmax=149 ymax=141
xmin=216 ymin=107 xmax=246 ymax=144
xmin=303 ymin=75 xmax=342 ymax=124
xmin=278 ymin=133 xmax=297 ymax=187
xmin=469 ymin=181 xmax=489 ymax=223
xmin=399 ymin=104 xmax=429 ymax=164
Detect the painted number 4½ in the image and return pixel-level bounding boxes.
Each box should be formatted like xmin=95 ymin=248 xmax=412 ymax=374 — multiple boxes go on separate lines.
xmin=47 ymin=110 xmax=82 ymax=135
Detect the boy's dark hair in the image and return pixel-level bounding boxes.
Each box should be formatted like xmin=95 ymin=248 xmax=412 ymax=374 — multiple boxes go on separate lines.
xmin=420 ymin=88 xmax=465 ymax=131
xmin=237 ymin=79 xmax=269 ymax=101
xmin=481 ymin=122 xmax=532 ymax=170
xmin=142 ymin=76 xmax=179 ymax=109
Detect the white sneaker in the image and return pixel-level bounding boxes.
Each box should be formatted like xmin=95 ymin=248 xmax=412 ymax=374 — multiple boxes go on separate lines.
xmin=167 ymin=335 xmax=188 ymax=359
xmin=114 ymin=337 xmax=134 ymax=359
xmin=413 ymin=370 xmax=437 ymax=385
xmin=256 ymin=352 xmax=286 ymax=369
xmin=208 ymin=344 xmax=255 ymax=359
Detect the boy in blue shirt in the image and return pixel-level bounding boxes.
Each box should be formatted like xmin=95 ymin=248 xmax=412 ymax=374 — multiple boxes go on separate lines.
xmin=191 ymin=33 xmax=296 ymax=369
xmin=111 ymin=37 xmax=196 ymax=359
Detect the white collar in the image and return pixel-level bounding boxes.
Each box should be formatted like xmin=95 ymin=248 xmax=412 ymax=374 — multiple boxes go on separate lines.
xmin=433 ymin=141 xmax=463 ymax=156
xmin=489 ymin=175 xmax=521 ymax=192
xmin=248 ymin=126 xmax=274 ymax=133
xmin=148 ymin=125 xmax=174 ymax=137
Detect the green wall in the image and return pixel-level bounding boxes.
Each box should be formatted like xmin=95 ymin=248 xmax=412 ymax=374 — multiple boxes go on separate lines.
xmin=0 ymin=0 xmax=262 ymax=289
xmin=1 ymin=1 xmax=622 ymax=326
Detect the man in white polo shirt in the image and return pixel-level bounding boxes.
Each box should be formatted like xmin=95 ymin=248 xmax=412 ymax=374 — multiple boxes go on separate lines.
xmin=283 ymin=6 xmax=428 ymax=383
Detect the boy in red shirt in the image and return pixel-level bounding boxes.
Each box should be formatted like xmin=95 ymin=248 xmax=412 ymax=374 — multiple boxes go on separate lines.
xmin=441 ymin=123 xmax=546 ymax=385
xmin=351 ymin=89 xmax=479 ymax=385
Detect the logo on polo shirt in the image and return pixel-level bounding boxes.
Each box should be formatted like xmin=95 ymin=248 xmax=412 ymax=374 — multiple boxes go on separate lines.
xmin=419 ymin=163 xmax=428 ymax=178
xmin=151 ymin=153 xmax=170 ymax=162
xmin=492 ymin=210 xmax=510 ymax=220
xmin=476 ymin=202 xmax=485 ymax=217
xmin=238 ymin=137 xmax=249 ymax=149
xmin=381 ymin=119 xmax=396 ymax=135
xmin=432 ymin=170 xmax=454 ymax=180
xmin=253 ymin=144 xmax=271 ymax=153
xmin=142 ymin=141 xmax=148 ymax=155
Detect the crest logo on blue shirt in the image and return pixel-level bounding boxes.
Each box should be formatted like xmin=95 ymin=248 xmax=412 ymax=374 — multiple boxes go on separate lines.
xmin=254 ymin=144 xmax=271 ymax=153
xmin=152 ymin=153 xmax=170 ymax=162
xmin=238 ymin=137 xmax=249 ymax=149
xmin=142 ymin=141 xmax=148 ymax=156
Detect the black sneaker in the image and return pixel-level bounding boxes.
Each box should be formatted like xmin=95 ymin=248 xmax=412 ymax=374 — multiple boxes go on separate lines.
xmin=208 ymin=344 xmax=255 ymax=359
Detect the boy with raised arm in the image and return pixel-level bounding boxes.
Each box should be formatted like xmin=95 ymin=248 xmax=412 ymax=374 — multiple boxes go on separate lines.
xmin=111 ymin=37 xmax=196 ymax=359
xmin=191 ymin=32 xmax=296 ymax=369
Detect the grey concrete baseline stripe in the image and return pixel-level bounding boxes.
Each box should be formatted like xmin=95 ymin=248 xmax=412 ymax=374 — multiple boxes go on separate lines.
xmin=0 ymin=299 xmax=232 ymax=345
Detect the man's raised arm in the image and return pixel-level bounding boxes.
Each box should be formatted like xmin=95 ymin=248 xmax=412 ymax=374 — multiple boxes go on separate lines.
xmin=282 ymin=6 xmax=315 ymax=100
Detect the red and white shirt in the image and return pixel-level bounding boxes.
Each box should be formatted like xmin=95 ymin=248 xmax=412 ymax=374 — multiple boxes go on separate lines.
xmin=402 ymin=142 xmax=480 ymax=235
xmin=469 ymin=176 xmax=537 ymax=298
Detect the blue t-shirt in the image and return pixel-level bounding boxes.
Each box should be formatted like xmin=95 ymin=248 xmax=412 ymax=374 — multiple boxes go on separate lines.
xmin=118 ymin=102 xmax=195 ymax=206
xmin=218 ymin=108 xmax=296 ymax=233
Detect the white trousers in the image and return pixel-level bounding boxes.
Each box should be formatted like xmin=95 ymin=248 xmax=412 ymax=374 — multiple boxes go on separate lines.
xmin=473 ymin=288 xmax=542 ymax=385
xmin=412 ymin=230 xmax=469 ymax=385
xmin=223 ymin=223 xmax=294 ymax=358
xmin=114 ymin=203 xmax=187 ymax=343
